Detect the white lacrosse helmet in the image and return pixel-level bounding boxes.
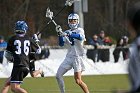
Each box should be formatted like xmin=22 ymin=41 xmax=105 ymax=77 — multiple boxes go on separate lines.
xmin=68 ymin=13 xmax=79 ymax=29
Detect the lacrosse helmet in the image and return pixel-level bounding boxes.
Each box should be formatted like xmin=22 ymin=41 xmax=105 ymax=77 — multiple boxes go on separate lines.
xmin=15 ymin=20 xmax=28 ymax=34
xmin=68 ymin=13 xmax=79 ymax=29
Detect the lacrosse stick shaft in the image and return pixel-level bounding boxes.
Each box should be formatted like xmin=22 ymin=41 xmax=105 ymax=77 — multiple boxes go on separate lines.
xmin=51 ymin=20 xmax=57 ymax=26
xmin=37 ymin=0 xmax=79 ymax=36
xmin=37 ymin=6 xmax=67 ymax=36
xmin=53 ymin=6 xmax=66 ymax=19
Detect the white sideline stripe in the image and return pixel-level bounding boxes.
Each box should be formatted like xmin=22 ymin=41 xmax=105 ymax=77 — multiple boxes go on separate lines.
xmin=29 ymin=89 xmax=127 ymax=92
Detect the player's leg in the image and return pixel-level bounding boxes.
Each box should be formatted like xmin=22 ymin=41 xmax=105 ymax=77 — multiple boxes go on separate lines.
xmin=1 ymin=77 xmax=11 ymax=93
xmin=56 ymin=57 xmax=73 ymax=93
xmin=10 ymin=67 xmax=29 ymax=93
xmin=74 ymin=72 xmax=89 ymax=93
xmin=30 ymin=68 xmax=44 ymax=77
xmin=10 ymin=83 xmax=28 ymax=93
xmin=56 ymin=66 xmax=69 ymax=93
xmin=30 ymin=60 xmax=44 ymax=77
xmin=73 ymin=56 xmax=90 ymax=93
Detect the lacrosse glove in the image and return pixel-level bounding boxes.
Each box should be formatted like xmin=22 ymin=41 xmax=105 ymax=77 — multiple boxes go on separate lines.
xmin=32 ymin=34 xmax=40 ymax=42
xmin=56 ymin=25 xmax=66 ymax=36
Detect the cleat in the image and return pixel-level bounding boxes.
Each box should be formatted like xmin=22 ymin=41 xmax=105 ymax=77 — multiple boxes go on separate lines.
xmin=41 ymin=71 xmax=44 ymax=77
xmin=39 ymin=68 xmax=44 ymax=77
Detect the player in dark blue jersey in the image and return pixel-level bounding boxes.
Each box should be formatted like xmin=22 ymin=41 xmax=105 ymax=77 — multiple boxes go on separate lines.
xmin=1 ymin=54 xmax=44 ymax=93
xmin=1 ymin=20 xmax=41 ymax=93
xmin=1 ymin=52 xmax=44 ymax=93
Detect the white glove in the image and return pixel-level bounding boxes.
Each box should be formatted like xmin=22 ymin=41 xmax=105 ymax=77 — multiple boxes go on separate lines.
xmin=65 ymin=31 xmax=72 ymax=37
xmin=56 ymin=25 xmax=67 ymax=36
xmin=56 ymin=25 xmax=62 ymax=32
xmin=32 ymin=34 xmax=39 ymax=42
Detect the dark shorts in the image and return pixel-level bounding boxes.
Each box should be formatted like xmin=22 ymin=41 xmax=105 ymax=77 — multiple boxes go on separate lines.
xmin=10 ymin=67 xmax=29 ymax=84
xmin=29 ymin=61 xmax=35 ymax=72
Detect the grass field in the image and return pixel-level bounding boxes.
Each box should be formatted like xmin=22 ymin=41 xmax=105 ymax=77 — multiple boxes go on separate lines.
xmin=0 ymin=74 xmax=130 ymax=93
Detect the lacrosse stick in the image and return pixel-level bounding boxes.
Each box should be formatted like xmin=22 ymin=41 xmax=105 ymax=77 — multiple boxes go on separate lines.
xmin=36 ymin=0 xmax=80 ymax=36
xmin=45 ymin=8 xmax=72 ymax=44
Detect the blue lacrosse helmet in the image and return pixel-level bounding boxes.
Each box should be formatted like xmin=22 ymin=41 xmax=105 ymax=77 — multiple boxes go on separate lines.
xmin=15 ymin=20 xmax=28 ymax=34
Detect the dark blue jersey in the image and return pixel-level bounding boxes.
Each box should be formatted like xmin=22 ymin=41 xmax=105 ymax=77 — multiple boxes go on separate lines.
xmin=6 ymin=35 xmax=36 ymax=68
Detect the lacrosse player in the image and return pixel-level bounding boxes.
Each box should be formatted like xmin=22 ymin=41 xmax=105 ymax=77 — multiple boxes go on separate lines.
xmin=1 ymin=58 xmax=44 ymax=93
xmin=125 ymin=2 xmax=140 ymax=93
xmin=1 ymin=20 xmax=41 ymax=93
xmin=55 ymin=13 xmax=90 ymax=93
xmin=113 ymin=2 xmax=140 ymax=93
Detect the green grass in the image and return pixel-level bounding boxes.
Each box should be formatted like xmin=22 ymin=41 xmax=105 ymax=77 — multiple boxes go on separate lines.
xmin=0 ymin=74 xmax=130 ymax=93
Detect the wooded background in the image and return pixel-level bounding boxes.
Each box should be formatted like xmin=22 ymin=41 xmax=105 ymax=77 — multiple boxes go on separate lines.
xmin=0 ymin=0 xmax=139 ymax=45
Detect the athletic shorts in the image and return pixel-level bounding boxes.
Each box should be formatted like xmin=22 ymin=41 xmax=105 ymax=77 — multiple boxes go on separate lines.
xmin=60 ymin=56 xmax=86 ymax=72
xmin=10 ymin=67 xmax=29 ymax=84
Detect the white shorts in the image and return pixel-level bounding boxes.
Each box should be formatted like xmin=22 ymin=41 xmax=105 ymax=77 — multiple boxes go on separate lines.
xmin=60 ymin=56 xmax=86 ymax=72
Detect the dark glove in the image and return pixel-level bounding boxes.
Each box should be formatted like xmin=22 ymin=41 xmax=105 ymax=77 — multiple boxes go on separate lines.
xmin=4 ymin=50 xmax=14 ymax=62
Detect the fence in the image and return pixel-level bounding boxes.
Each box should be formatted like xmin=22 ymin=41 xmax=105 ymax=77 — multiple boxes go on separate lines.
xmin=0 ymin=46 xmax=129 ymax=78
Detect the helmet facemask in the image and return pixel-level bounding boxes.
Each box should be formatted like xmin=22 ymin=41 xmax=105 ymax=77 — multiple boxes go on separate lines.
xmin=68 ymin=13 xmax=79 ymax=29
xmin=15 ymin=30 xmax=26 ymax=34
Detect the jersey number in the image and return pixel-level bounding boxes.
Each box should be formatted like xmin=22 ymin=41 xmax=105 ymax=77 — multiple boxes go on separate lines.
xmin=14 ymin=40 xmax=30 ymax=56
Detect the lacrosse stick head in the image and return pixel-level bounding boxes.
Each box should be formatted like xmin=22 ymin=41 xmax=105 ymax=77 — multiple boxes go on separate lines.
xmin=65 ymin=0 xmax=80 ymax=6
xmin=46 ymin=7 xmax=53 ymax=19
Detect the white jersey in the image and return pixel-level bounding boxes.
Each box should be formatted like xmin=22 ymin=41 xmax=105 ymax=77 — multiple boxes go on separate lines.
xmin=128 ymin=37 xmax=140 ymax=92
xmin=63 ymin=27 xmax=86 ymax=57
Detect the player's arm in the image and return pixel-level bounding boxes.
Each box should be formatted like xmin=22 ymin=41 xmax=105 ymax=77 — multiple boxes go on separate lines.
xmin=55 ymin=25 xmax=66 ymax=46
xmin=68 ymin=32 xmax=83 ymax=40
xmin=4 ymin=38 xmax=14 ymax=62
xmin=58 ymin=36 xmax=65 ymax=46
xmin=56 ymin=25 xmax=72 ymax=46
xmin=67 ymin=29 xmax=85 ymax=41
xmin=4 ymin=50 xmax=14 ymax=62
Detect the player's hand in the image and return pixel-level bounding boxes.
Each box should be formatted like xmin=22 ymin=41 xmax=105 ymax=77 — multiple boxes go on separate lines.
xmin=65 ymin=31 xmax=72 ymax=37
xmin=57 ymin=32 xmax=62 ymax=36
xmin=4 ymin=50 xmax=14 ymax=62
xmin=36 ymin=47 xmax=41 ymax=54
xmin=56 ymin=25 xmax=63 ymax=36
xmin=56 ymin=25 xmax=62 ymax=33
xmin=57 ymin=32 xmax=68 ymax=37
xmin=32 ymin=34 xmax=39 ymax=42
xmin=56 ymin=25 xmax=67 ymax=36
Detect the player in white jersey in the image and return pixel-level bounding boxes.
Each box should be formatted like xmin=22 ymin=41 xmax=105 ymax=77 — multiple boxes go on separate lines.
xmin=56 ymin=13 xmax=90 ymax=93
